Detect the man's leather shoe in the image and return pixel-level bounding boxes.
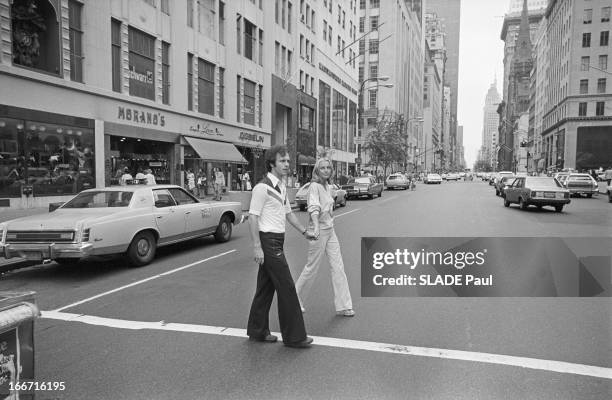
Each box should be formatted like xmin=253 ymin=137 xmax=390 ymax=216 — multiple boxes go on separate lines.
xmin=249 ymin=334 xmax=278 ymax=343
xmin=284 ymin=336 xmax=313 ymax=348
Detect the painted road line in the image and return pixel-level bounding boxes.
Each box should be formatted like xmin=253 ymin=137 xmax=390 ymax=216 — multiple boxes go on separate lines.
xmin=41 ymin=310 xmax=612 ymax=380
xmin=53 ymin=250 xmax=236 ymax=312
xmin=334 ymin=208 xmax=361 ymax=218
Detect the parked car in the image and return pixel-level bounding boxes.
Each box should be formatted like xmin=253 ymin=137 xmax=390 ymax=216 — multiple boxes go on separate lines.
xmin=561 ymin=173 xmax=599 ymax=198
xmin=446 ymin=173 xmax=459 ymax=181
xmin=295 ymin=183 xmax=347 ymax=211
xmin=504 ymin=176 xmax=570 ymax=212
xmin=424 ymin=173 xmax=442 ymax=184
xmin=500 ymin=177 xmax=517 ymax=198
xmin=495 ymin=175 xmax=516 ymax=196
xmin=607 ymin=182 xmax=612 ymax=203
xmin=0 ymin=185 xmax=244 ymax=267
xmin=385 ymin=173 xmax=409 ymax=190
xmin=493 ymin=171 xmax=514 ymax=186
xmin=342 ymin=176 xmax=383 ymax=199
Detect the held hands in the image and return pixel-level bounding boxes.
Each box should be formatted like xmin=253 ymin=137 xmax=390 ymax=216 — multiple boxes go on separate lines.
xmin=304 ymin=229 xmax=319 ymax=241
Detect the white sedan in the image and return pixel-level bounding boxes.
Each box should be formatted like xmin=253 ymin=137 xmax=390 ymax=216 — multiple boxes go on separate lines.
xmin=425 ymin=174 xmax=442 ymax=184
xmin=0 ymin=185 xmax=244 ymax=267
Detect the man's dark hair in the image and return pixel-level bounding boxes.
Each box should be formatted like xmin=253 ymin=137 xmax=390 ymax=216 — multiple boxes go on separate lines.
xmin=264 ymin=145 xmax=289 ymax=172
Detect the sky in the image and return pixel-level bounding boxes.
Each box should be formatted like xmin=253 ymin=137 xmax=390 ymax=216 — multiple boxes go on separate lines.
xmin=457 ymin=0 xmax=509 ymax=168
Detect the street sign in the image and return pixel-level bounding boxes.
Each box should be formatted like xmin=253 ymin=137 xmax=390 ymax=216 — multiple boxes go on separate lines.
xmin=355 ymin=157 xmax=362 ymax=164
xmin=354 ymin=137 xmax=365 ymax=145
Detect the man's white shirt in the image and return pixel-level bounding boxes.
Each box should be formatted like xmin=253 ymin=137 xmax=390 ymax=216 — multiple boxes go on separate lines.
xmin=249 ymin=173 xmax=292 ymax=233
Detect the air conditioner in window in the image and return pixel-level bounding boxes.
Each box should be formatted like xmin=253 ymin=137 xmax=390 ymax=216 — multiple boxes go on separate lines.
xmin=301 ymin=14 xmax=305 ymax=22
xmin=305 ymin=54 xmax=310 ymax=62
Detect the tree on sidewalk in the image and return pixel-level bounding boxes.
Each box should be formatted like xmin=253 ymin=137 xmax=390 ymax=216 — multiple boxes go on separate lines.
xmin=362 ymin=109 xmax=409 ymax=177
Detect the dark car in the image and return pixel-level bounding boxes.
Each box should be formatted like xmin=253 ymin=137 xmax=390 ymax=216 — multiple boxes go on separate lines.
xmin=495 ymin=175 xmax=515 ymax=196
xmin=342 ymin=176 xmax=383 ymax=199
xmin=504 ymin=176 xmax=570 ymax=212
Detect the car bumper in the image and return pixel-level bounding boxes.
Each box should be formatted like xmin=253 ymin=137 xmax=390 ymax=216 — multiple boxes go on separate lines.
xmin=0 ymin=242 xmax=94 ymax=260
xmin=346 ymin=190 xmax=370 ymax=197
xmin=386 ymin=184 xmax=407 ymax=188
xmin=526 ymin=198 xmax=571 ymax=205
xmin=567 ymin=188 xmax=598 ymax=195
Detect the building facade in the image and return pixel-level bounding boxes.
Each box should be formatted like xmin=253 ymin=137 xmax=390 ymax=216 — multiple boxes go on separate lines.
xmin=358 ymin=0 xmax=424 ymax=173
xmin=423 ymin=41 xmax=442 ymax=173
xmin=315 ymin=0 xmax=359 ymax=178
xmin=481 ymin=80 xmax=501 ymax=170
xmin=1 ymin=0 xmax=275 ymax=209
xmin=499 ymin=0 xmax=545 ymax=171
xmin=425 ymin=0 xmax=460 ymax=170
xmin=539 ymin=0 xmax=612 ymax=171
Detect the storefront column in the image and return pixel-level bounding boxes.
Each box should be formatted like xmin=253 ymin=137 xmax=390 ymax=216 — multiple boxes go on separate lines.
xmin=95 ymin=120 xmax=105 ymax=189
xmin=175 ymin=144 xmax=183 ymax=187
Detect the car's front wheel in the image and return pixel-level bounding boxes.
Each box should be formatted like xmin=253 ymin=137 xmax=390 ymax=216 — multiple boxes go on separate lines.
xmin=504 ymin=198 xmax=510 ymax=207
xmin=127 ymin=231 xmax=156 ymax=267
xmin=586 ymin=193 xmax=592 ymax=198
xmin=519 ymin=198 xmax=528 ymax=210
xmin=378 ymin=191 xmax=382 ymax=198
xmin=214 ymin=215 xmax=233 ymax=242
xmin=554 ymin=205 xmax=564 ymax=213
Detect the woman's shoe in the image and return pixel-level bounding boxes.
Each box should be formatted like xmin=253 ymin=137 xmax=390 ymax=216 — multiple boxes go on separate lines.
xmin=336 ymin=309 xmax=355 ymax=317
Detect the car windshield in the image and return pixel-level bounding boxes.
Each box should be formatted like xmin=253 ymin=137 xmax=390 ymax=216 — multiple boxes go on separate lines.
xmin=526 ymin=177 xmax=562 ymax=188
xmin=355 ymin=177 xmax=371 ymax=184
xmin=62 ymin=191 xmax=135 ymax=208
xmin=388 ymin=175 xmax=400 ymax=180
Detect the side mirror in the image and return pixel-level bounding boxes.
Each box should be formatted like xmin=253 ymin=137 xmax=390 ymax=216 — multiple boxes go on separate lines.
xmin=49 ymin=202 xmax=65 ymax=212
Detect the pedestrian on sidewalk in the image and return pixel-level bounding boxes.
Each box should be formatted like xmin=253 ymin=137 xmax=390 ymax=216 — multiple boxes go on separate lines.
xmin=214 ymin=168 xmax=225 ymax=200
xmin=197 ymin=169 xmax=207 ymax=197
xmin=247 ymin=145 xmax=315 ymax=348
xmin=296 ymin=158 xmax=355 ymax=317
xmin=186 ymin=169 xmax=196 ymax=195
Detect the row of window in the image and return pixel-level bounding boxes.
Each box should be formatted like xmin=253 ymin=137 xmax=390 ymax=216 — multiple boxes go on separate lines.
xmin=322 ymin=21 xmax=357 ymax=67
xmin=299 ymin=0 xmax=316 ymax=31
xmin=580 ymin=54 xmax=609 ymax=71
xmin=360 ymin=0 xmax=380 ymax=9
xmin=275 ymin=0 xmax=293 ymax=33
xmin=358 ymin=39 xmax=379 ymax=55
xmin=110 ymin=21 xmax=263 ymax=127
xmin=579 ymin=78 xmax=607 ymax=94
xmin=582 ymin=31 xmax=610 ymax=47
xmin=299 ymin=70 xmax=316 ymax=96
xmin=578 ymin=101 xmax=607 ymax=116
xmin=359 ymin=16 xmax=380 ymax=33
xmin=143 ymin=0 xmax=170 ymax=15
xmin=582 ymin=7 xmax=611 ymax=24
xmin=300 ymin=35 xmax=316 ymax=64
xmin=274 ymin=42 xmax=293 ymax=78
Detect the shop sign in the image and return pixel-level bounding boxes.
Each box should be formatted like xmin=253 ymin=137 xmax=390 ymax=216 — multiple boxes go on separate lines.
xmin=128 ymin=66 xmax=153 ymax=85
xmin=239 ymin=132 xmax=264 ymax=143
xmin=188 ymin=123 xmax=223 ymax=137
xmin=117 ymin=107 xmax=166 ymax=127
xmin=149 ymin=161 xmax=162 ymax=167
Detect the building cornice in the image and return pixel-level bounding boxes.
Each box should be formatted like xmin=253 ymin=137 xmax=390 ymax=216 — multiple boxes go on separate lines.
xmin=541 ymin=115 xmax=612 ymax=136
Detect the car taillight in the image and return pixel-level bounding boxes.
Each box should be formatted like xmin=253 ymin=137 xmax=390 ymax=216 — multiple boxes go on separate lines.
xmin=82 ymin=228 xmax=90 ymax=242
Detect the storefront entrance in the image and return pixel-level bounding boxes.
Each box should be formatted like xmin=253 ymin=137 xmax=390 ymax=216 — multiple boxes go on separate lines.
xmin=108 ymin=136 xmax=174 ymax=185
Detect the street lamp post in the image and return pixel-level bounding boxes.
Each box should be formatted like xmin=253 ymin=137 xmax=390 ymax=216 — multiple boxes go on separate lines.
xmin=357 ymin=76 xmax=392 ymax=173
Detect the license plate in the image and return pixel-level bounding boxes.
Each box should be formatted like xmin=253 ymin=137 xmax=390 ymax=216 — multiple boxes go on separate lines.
xmin=544 ymin=192 xmax=555 ymax=198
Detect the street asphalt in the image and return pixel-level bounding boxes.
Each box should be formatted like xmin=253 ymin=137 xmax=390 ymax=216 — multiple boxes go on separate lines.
xmin=0 ymin=180 xmax=610 ymax=399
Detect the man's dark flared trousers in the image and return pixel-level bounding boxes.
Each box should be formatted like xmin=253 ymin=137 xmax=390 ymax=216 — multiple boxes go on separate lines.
xmin=247 ymin=232 xmax=307 ymax=344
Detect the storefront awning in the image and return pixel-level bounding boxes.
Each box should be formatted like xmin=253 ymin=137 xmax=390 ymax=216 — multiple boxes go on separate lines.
xmin=183 ymin=137 xmax=248 ymax=164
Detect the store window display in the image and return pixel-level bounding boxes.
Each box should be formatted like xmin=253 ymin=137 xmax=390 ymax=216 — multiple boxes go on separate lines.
xmin=109 ymin=137 xmax=172 ymax=185
xmin=0 ymin=118 xmax=95 ymax=197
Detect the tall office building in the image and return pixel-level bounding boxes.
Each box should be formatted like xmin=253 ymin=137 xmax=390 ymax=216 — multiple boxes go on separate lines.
xmin=358 ymin=0 xmax=424 ymax=172
xmin=482 ymin=79 xmax=501 ymax=169
xmin=425 ymin=0 xmax=460 ymax=168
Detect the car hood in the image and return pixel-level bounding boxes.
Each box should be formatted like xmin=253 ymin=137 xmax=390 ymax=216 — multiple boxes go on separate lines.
xmin=4 ymin=208 xmax=126 ymax=231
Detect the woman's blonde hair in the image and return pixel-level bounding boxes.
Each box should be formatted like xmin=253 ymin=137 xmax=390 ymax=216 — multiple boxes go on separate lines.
xmin=311 ymin=158 xmax=333 ymax=185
